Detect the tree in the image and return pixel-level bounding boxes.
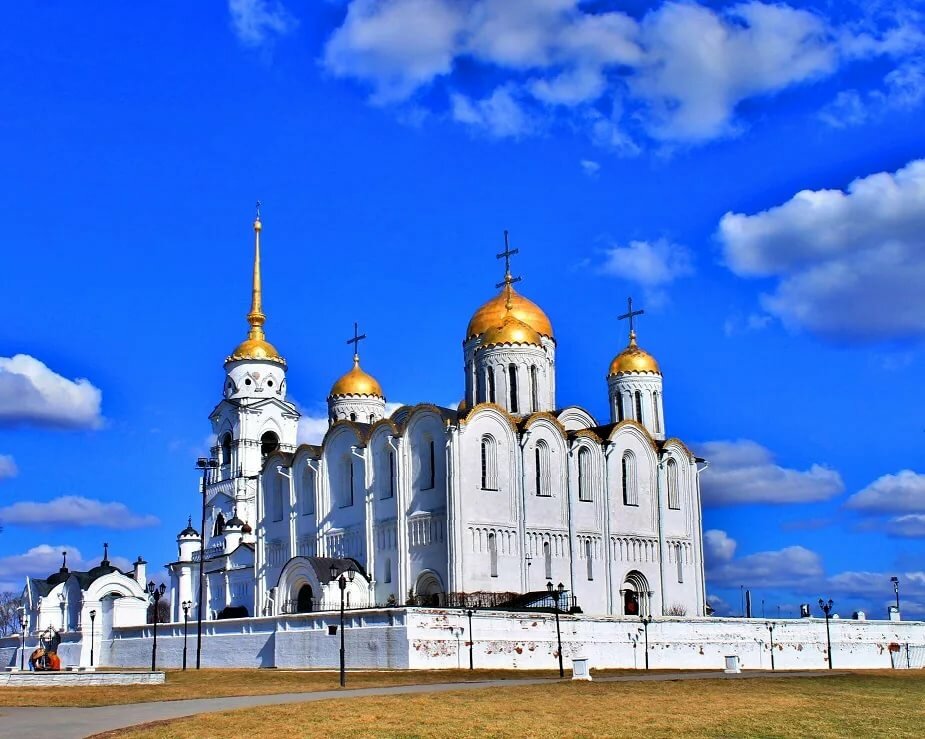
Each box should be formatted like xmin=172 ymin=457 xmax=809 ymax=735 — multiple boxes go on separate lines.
xmin=0 ymin=592 xmax=24 ymax=636
xmin=146 ymin=597 xmax=171 ymax=624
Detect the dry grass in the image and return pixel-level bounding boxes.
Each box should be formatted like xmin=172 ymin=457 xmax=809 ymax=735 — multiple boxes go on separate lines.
xmin=115 ymin=671 xmax=925 ymax=739
xmin=0 ymin=668 xmax=572 ymax=707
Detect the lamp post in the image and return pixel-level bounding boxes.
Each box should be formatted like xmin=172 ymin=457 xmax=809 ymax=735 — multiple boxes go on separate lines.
xmin=331 ymin=564 xmax=356 ymax=687
xmin=89 ymin=609 xmax=97 ymax=668
xmin=466 ymin=609 xmax=474 ymax=670
xmin=18 ymin=610 xmax=26 ymax=672
xmin=148 ymin=581 xmax=167 ymax=672
xmin=891 ymin=576 xmax=900 ymax=614
xmin=641 ymin=615 xmax=652 ymax=671
xmin=181 ymin=601 xmax=192 ymax=671
xmin=818 ymin=598 xmax=834 ymax=669
xmin=766 ymin=622 xmax=775 ymax=671
xmin=194 ymin=456 xmax=218 ymax=670
xmin=547 ymin=581 xmax=565 ymax=678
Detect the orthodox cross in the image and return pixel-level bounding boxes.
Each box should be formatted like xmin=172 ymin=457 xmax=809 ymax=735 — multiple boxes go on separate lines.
xmin=618 ymin=297 xmax=644 ymax=337
xmin=255 ymin=199 xmax=261 ymax=220
xmin=103 ymin=542 xmax=109 ymax=562
xmin=61 ymin=551 xmax=67 ymax=570
xmin=346 ymin=322 xmax=367 ymax=359
xmin=495 ymin=230 xmax=522 ymax=289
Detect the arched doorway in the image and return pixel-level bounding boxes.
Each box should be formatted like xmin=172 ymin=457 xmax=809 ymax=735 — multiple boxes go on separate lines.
xmin=622 ymin=571 xmax=651 ymax=617
xmin=296 ymin=584 xmax=313 ymax=613
xmin=414 ymin=571 xmax=444 ymax=606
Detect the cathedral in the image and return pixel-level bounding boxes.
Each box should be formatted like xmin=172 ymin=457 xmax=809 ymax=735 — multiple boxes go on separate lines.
xmin=168 ymin=212 xmax=707 ymax=623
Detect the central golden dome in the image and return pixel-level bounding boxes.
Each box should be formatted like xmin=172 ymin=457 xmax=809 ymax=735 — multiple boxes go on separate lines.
xmin=329 ymin=358 xmax=384 ymax=399
xmin=481 ymin=314 xmax=542 ymax=349
xmin=467 ymin=284 xmax=553 ymax=340
xmin=608 ymin=333 xmax=661 ymax=376
xmin=227 ymin=336 xmax=285 ymax=365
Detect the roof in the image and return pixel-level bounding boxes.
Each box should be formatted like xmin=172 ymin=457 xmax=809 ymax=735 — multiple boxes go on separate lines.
xmin=305 ymin=556 xmax=368 ymax=583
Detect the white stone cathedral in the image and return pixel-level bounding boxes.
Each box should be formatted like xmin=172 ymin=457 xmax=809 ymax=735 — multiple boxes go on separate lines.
xmin=168 ymin=215 xmax=707 ymax=622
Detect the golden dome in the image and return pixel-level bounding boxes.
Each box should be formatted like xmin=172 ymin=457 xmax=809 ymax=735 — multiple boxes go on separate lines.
xmin=329 ymin=357 xmax=384 ymax=399
xmin=227 ymin=337 xmax=285 ymax=365
xmin=467 ymin=283 xmax=553 ymax=340
xmin=480 ymin=313 xmax=542 ymax=349
xmin=608 ymin=332 xmax=661 ymax=376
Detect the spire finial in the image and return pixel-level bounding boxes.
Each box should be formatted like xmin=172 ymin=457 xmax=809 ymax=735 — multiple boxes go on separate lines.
xmin=495 ymin=230 xmax=522 ymax=311
xmin=102 ymin=542 xmax=109 ymax=564
xmin=188 ymin=515 xmax=193 ymax=528
xmin=246 ymin=201 xmax=266 ymax=341
xmin=347 ymin=322 xmax=367 ymax=365
xmin=618 ymin=296 xmax=644 ymax=346
xmin=61 ymin=551 xmax=68 ymax=571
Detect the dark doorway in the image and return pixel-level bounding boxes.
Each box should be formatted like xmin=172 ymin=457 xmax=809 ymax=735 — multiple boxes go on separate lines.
xmin=297 ymin=584 xmax=313 ymax=613
xmin=624 ymin=590 xmax=639 ymax=616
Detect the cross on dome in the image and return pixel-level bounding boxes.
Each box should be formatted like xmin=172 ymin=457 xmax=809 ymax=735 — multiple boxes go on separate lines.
xmin=618 ymin=296 xmax=645 ymax=344
xmin=346 ymin=321 xmax=367 ymax=362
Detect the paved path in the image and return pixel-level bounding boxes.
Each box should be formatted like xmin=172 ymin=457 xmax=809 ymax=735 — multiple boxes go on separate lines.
xmin=0 ymin=670 xmax=843 ymax=738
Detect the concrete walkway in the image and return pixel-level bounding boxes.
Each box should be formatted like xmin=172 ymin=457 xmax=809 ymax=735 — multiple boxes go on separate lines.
xmin=0 ymin=670 xmax=842 ymax=738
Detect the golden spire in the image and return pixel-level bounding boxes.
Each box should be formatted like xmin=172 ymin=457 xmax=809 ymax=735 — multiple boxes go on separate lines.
xmin=225 ymin=202 xmax=286 ymax=366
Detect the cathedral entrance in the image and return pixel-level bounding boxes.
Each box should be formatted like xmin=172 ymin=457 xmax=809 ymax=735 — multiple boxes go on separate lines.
xmin=296 ymin=584 xmax=313 ymax=613
xmin=621 ymin=571 xmax=651 ymax=617
xmin=414 ymin=570 xmax=445 ymax=607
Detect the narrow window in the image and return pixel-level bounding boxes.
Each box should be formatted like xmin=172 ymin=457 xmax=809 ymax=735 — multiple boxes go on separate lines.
xmin=622 ymin=452 xmax=638 ymax=506
xmin=476 ymin=365 xmax=485 ymax=403
xmin=615 ymin=392 xmax=624 ymax=422
xmin=578 ymin=447 xmax=592 ymax=502
xmin=487 ymin=368 xmax=496 ymax=404
xmin=535 ymin=447 xmax=541 ymax=496
xmin=667 ymin=458 xmax=680 ymax=510
xmin=349 ymin=412 xmax=356 ymax=422
xmin=544 ymin=541 xmax=552 ymax=579
xmin=384 ymin=557 xmax=392 ymax=584
xmin=489 ymin=533 xmax=498 ymax=577
xmin=585 ymin=539 xmax=593 ymax=581
xmin=531 ymin=366 xmax=539 ymax=412
xmin=369 ymin=414 xmax=375 ymax=424
xmin=677 ymin=545 xmax=684 ymax=583
xmin=386 ymin=450 xmax=395 ymax=499
xmin=423 ymin=439 xmax=436 ymax=490
xmin=480 ymin=435 xmax=498 ymax=490
xmin=535 ymin=441 xmax=550 ymax=497
xmin=260 ymin=430 xmax=279 ymax=458
xmin=343 ymin=459 xmax=354 ymax=507
xmin=509 ymin=364 xmax=519 ymax=413
xmin=302 ymin=467 xmax=315 ymax=515
xmin=213 ymin=511 xmax=225 ymax=536
xmin=220 ymin=433 xmax=232 ymax=466
xmin=273 ymin=476 xmax=284 ymax=521
xmin=634 ymin=392 xmax=643 ymax=423
xmin=653 ymin=391 xmax=661 ymax=434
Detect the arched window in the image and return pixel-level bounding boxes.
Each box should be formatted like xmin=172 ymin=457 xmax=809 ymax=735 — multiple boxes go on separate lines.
xmin=487 ymin=368 xmax=496 ymax=404
xmin=349 ymin=412 xmax=357 ymax=422
xmin=213 ymin=511 xmax=225 ymax=537
xmin=577 ymin=447 xmax=592 ymax=502
xmin=422 ymin=439 xmax=436 ymax=490
xmin=508 ymin=364 xmax=519 ymax=413
xmin=653 ymin=391 xmax=661 ymax=434
xmin=342 ymin=458 xmax=354 ymax=507
xmin=531 ymin=366 xmax=539 ymax=411
xmin=476 ymin=366 xmax=485 ymax=403
xmin=261 ymin=431 xmax=280 ymax=458
xmin=369 ymin=414 xmax=375 ymax=423
xmin=634 ymin=392 xmax=643 ymax=423
xmin=220 ymin=433 xmax=232 ymax=467
xmin=480 ymin=435 xmax=498 ymax=490
xmin=384 ymin=557 xmax=392 ymax=584
xmin=667 ymin=458 xmax=680 ymax=510
xmin=535 ymin=440 xmax=550 ymax=497
xmin=585 ymin=539 xmax=593 ymax=581
xmin=676 ymin=544 xmax=684 ymax=583
xmin=544 ymin=540 xmax=552 ymax=579
xmin=488 ymin=532 xmax=498 ymax=577
xmin=382 ymin=450 xmax=395 ymax=499
xmin=301 ymin=467 xmax=315 ymax=516
xmin=622 ymin=452 xmax=638 ymax=506
xmin=615 ymin=391 xmax=624 ymax=422
xmin=273 ymin=475 xmax=284 ymax=521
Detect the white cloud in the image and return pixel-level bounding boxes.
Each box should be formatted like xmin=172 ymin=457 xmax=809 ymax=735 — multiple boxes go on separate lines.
xmin=845 ymin=470 xmax=925 ymax=513
xmin=706 ymin=530 xmax=823 ymax=588
xmin=718 ymin=158 xmax=925 ymax=341
xmin=0 ymin=544 xmax=134 ymax=592
xmin=451 ymin=85 xmax=535 ymax=138
xmin=321 ymin=1 xmax=924 ymax=146
xmin=704 ymin=529 xmax=736 ymax=564
xmin=698 ymin=439 xmax=844 ymax=506
xmin=819 ymin=58 xmax=925 ymax=127
xmin=722 ymin=313 xmax=773 ymax=337
xmin=579 ymin=159 xmax=600 ymax=177
xmin=0 ymin=454 xmax=16 ymax=481
xmin=706 ymin=592 xmax=732 ymax=617
xmin=295 ymin=401 xmax=405 ymax=445
xmin=0 ymin=355 xmax=103 ymax=429
xmin=228 ymin=0 xmax=296 ymax=48
xmin=598 ymin=239 xmax=693 ymax=306
xmin=0 ymin=496 xmax=159 ymax=529
xmin=885 ymin=514 xmax=925 ymax=538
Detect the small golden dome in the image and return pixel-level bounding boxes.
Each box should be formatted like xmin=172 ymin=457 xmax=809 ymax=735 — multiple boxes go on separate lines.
xmin=480 ymin=314 xmax=542 ymax=349
xmin=227 ymin=337 xmax=285 ymax=365
xmin=467 ymin=284 xmax=553 ymax=340
xmin=609 ymin=333 xmax=661 ymax=376
xmin=329 ymin=357 xmax=384 ymax=399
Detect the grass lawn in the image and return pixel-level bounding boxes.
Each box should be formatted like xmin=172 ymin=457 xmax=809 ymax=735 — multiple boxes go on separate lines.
xmin=0 ymin=668 xmax=572 ymax=707
xmin=112 ymin=671 xmax=925 ymax=739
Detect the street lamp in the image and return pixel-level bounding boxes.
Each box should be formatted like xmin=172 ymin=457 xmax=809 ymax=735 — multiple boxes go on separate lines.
xmin=465 ymin=608 xmax=474 ymax=670
xmin=766 ymin=622 xmax=776 ymax=671
xmin=641 ymin=615 xmax=652 ymax=671
xmin=547 ymin=581 xmax=566 ymax=678
xmin=330 ymin=563 xmax=356 ymax=687
xmin=194 ymin=456 xmax=218 ymax=670
xmin=891 ymin=576 xmax=900 ymax=614
xmin=181 ymin=601 xmax=192 ymax=671
xmin=89 ymin=609 xmax=97 ymax=668
xmin=818 ymin=598 xmax=834 ymax=669
xmin=18 ymin=609 xmax=26 ymax=672
xmin=148 ymin=581 xmax=167 ymax=672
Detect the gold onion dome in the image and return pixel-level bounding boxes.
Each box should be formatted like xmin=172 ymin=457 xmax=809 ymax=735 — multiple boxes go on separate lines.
xmin=480 ymin=313 xmax=542 ymax=349
xmin=329 ymin=356 xmax=384 ymax=399
xmin=467 ymin=283 xmax=554 ymax=341
xmin=226 ymin=211 xmax=286 ymax=367
xmin=609 ymin=331 xmax=661 ymax=376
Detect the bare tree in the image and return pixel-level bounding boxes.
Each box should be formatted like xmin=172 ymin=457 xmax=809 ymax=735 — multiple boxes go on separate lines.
xmin=665 ymin=602 xmax=688 ymax=616
xmin=0 ymin=592 xmax=24 ymax=636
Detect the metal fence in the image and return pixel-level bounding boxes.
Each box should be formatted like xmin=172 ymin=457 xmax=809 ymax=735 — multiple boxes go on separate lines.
xmin=890 ymin=644 xmax=925 ymax=669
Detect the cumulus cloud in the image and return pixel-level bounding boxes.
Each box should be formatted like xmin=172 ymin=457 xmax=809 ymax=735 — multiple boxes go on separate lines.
xmin=0 ymin=454 xmax=16 ymax=481
xmin=295 ymin=401 xmax=405 ymax=445
xmin=698 ymin=440 xmax=844 ymax=506
xmin=228 ymin=0 xmax=296 ymax=47
xmin=0 ymin=496 xmax=159 ymax=529
xmin=819 ymin=58 xmax=925 ymax=127
xmin=598 ymin=239 xmax=693 ymax=306
xmin=321 ymin=1 xmax=922 ymax=147
xmin=0 ymin=544 xmax=134 ymax=592
xmin=0 ymin=355 xmax=103 ymax=429
xmin=706 ymin=529 xmax=824 ymax=588
xmin=885 ymin=514 xmax=925 ymax=538
xmin=704 ymin=529 xmax=736 ymax=564
xmin=718 ymin=158 xmax=925 ymax=341
xmin=579 ymin=159 xmax=600 ymax=177
xmin=845 ymin=470 xmax=925 ymax=513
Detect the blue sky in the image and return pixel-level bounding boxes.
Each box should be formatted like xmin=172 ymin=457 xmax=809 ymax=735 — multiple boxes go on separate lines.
xmin=3 ymin=0 xmax=925 ymax=620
